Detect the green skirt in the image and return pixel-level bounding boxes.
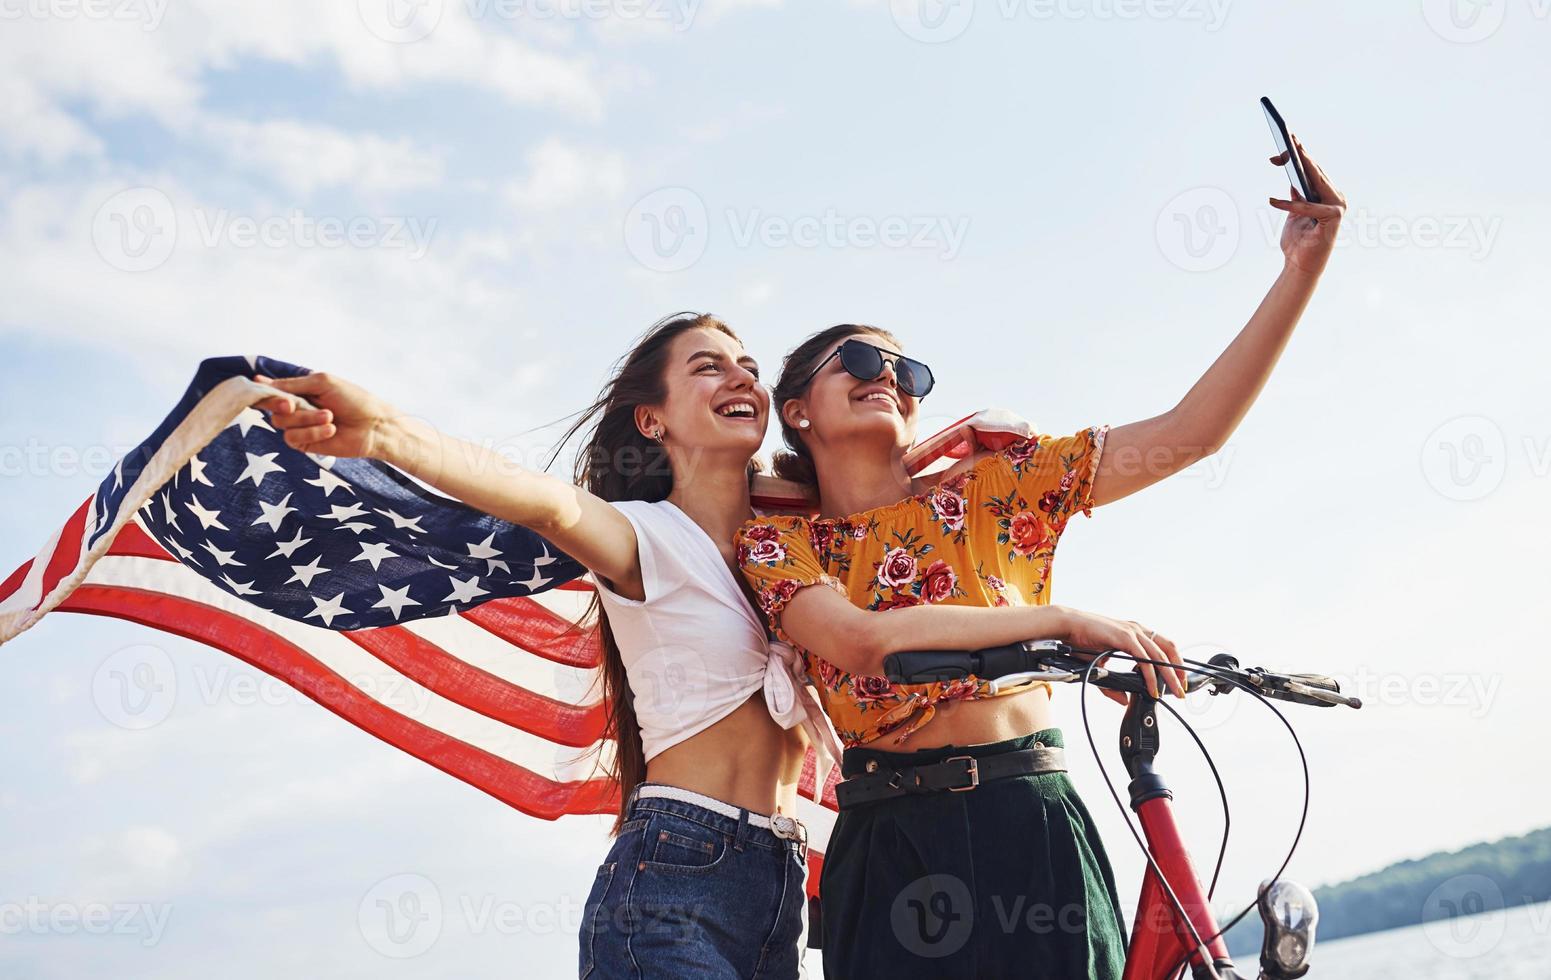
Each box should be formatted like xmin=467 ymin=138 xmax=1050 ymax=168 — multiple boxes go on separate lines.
xmin=819 ymin=729 xmax=1128 ymax=980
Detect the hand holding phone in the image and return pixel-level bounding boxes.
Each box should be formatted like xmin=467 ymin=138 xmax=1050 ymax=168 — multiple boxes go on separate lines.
xmin=1255 ymin=98 xmax=1348 ymax=275
xmin=1261 ymin=96 xmax=1321 ymax=204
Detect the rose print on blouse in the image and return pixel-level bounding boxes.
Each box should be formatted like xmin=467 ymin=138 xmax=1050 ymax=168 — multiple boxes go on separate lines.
xmin=734 ymin=425 xmax=1109 ymax=748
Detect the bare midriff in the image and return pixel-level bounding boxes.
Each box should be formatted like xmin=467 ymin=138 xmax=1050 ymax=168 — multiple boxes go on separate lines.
xmin=871 ymin=684 xmax=1058 ymax=753
xmin=644 ymin=691 xmax=809 ymax=817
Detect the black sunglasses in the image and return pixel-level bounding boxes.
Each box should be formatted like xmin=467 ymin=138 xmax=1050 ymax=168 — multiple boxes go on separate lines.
xmin=796 ymin=339 xmax=935 ymax=400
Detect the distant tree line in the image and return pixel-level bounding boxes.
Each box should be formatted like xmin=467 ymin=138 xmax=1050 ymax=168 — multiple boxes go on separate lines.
xmin=1226 ymin=826 xmax=1551 ymax=956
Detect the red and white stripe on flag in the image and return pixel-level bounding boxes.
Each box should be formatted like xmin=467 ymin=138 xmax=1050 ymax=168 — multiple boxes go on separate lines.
xmin=1 ymin=506 xmax=840 ymax=896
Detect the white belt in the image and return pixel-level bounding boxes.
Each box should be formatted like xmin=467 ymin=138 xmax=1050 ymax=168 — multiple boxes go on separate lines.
xmin=633 ymin=784 xmax=808 ymax=846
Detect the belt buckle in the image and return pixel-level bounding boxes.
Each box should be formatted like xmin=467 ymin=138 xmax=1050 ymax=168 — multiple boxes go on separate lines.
xmin=944 ymin=755 xmax=979 ymax=792
xmin=771 ymin=812 xmax=808 ymax=846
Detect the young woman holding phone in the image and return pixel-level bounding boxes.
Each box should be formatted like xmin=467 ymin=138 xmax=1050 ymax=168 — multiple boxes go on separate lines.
xmin=737 ymin=136 xmax=1346 ymax=978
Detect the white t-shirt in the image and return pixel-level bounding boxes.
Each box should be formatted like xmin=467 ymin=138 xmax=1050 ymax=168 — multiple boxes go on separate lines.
xmin=593 ymin=499 xmax=837 ymax=784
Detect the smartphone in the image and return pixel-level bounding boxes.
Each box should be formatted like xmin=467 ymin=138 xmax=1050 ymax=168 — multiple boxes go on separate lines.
xmin=1260 ymin=96 xmax=1320 ymax=204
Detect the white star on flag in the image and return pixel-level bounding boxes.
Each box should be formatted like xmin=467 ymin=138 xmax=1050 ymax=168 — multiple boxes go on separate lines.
xmin=266 ymin=528 xmax=311 ymax=559
xmin=374 ymin=508 xmax=426 ymax=533
xmin=188 ymin=454 xmax=213 ymax=487
xmin=304 ymin=593 xmax=351 ymax=627
xmin=201 ymin=540 xmax=244 ymax=568
xmin=352 ymin=541 xmax=399 ymax=571
xmin=304 ymin=467 xmax=353 ymax=498
xmin=220 ymin=574 xmax=262 ymax=597
xmin=443 ymin=575 xmax=489 ymax=604
xmin=371 ymin=584 xmax=421 ymax=620
xmin=186 ymin=494 xmax=228 ymax=531
xmin=286 ymin=557 xmax=330 ymax=588
xmin=229 ymin=406 xmax=275 ymax=437
xmin=253 ymin=494 xmax=297 ymax=533
xmin=322 ymin=502 xmax=370 ymax=523
xmin=235 ymin=451 xmax=286 ymax=488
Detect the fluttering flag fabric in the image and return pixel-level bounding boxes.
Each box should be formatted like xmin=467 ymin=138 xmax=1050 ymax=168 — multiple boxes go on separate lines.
xmin=0 ymin=353 xmax=1030 ymax=898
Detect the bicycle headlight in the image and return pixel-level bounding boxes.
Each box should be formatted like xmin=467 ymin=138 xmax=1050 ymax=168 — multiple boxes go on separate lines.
xmin=1257 ymin=879 xmax=1318 ymax=979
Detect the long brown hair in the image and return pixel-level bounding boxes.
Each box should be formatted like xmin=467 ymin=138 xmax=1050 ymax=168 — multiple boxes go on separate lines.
xmin=769 ymin=323 xmax=901 ymax=485
xmin=553 ymin=312 xmax=744 ymax=832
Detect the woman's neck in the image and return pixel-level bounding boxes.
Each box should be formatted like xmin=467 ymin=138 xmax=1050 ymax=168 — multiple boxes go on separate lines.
xmin=665 ymin=449 xmax=754 ymax=562
xmin=813 ymin=442 xmax=915 ymax=519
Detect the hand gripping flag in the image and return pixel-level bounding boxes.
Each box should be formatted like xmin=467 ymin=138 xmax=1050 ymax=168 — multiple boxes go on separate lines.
xmin=0 ymin=354 xmax=1033 ymax=901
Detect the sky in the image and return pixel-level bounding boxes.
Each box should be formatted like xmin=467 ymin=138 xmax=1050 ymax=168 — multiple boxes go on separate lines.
xmin=1 ymin=0 xmax=1548 ymax=976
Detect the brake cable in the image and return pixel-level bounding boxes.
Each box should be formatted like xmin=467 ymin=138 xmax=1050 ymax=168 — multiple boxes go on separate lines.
xmin=1075 ymin=650 xmax=1313 ymax=979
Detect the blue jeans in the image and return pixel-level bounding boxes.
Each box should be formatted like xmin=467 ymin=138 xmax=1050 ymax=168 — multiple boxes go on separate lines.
xmin=579 ymin=784 xmax=809 ymax=979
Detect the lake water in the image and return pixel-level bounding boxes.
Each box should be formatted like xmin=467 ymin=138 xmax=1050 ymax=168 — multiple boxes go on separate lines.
xmin=1295 ymin=900 xmax=1551 ymax=979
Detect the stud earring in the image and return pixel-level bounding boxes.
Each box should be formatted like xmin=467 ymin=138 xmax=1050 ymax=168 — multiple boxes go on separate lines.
xmin=798 ymin=419 xmax=811 ymax=430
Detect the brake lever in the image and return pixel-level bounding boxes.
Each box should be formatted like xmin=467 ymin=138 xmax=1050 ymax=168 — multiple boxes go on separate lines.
xmin=1248 ymin=668 xmax=1363 ymax=709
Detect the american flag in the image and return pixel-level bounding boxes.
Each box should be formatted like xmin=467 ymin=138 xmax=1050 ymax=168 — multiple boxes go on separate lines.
xmin=0 ymin=354 xmax=841 ymax=897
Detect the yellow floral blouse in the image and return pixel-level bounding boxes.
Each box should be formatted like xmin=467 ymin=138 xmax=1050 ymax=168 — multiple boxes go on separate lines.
xmin=736 ymin=425 xmax=1109 ymax=748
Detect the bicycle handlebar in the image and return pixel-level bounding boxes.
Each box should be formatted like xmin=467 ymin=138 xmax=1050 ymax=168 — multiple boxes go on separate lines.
xmin=882 ymin=639 xmax=1363 ymax=709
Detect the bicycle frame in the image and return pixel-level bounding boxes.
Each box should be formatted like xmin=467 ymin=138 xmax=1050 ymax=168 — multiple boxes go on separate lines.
xmin=1118 ymin=694 xmax=1240 ymax=980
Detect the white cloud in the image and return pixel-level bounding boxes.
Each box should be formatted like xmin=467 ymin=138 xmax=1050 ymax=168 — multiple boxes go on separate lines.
xmin=200 ymin=118 xmax=446 ymax=195
xmin=503 ymin=138 xmax=626 ymax=211
xmin=78 ymin=825 xmax=192 ymax=900
xmin=0 ymin=0 xmax=609 ymax=170
xmin=0 ymin=76 xmax=106 ymax=162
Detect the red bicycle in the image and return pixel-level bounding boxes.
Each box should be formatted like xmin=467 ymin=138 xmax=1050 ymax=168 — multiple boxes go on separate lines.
xmin=884 ymin=640 xmax=1363 ymax=980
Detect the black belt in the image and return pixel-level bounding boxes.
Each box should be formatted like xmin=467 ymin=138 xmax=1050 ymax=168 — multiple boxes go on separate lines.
xmin=835 ymin=745 xmax=1067 ymax=809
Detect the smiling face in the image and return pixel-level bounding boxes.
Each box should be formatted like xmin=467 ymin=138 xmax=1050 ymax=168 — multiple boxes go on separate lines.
xmin=785 ymin=331 xmax=919 ymax=453
xmin=640 ymin=326 xmax=769 ymax=457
